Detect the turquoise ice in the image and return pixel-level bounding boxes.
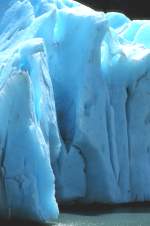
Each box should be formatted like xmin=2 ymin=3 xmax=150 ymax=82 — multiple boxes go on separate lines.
xmin=1 ymin=0 xmax=150 ymax=223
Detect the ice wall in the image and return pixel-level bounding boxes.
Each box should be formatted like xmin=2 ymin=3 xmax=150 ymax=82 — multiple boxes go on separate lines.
xmin=1 ymin=0 xmax=150 ymax=222
xmin=0 ymin=0 xmax=60 ymax=222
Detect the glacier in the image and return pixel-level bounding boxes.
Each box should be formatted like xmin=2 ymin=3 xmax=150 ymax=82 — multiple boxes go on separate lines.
xmin=1 ymin=0 xmax=150 ymax=223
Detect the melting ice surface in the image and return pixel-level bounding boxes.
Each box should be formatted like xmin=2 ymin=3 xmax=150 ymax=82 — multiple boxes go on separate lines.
xmin=1 ymin=0 xmax=150 ymax=223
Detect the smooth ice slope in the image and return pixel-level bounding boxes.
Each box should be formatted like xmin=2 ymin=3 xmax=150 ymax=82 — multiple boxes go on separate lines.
xmin=1 ymin=0 xmax=150 ymax=222
xmin=49 ymin=7 xmax=119 ymax=202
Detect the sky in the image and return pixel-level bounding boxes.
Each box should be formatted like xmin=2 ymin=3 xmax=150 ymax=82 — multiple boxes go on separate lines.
xmin=77 ymin=0 xmax=149 ymax=19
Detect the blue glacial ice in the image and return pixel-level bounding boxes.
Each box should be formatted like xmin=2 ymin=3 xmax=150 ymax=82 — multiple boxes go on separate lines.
xmin=1 ymin=0 xmax=150 ymax=222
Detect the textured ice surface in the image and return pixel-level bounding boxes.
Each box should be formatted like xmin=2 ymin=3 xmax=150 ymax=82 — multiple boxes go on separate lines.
xmin=1 ymin=0 xmax=150 ymax=222
xmin=0 ymin=0 xmax=60 ymax=222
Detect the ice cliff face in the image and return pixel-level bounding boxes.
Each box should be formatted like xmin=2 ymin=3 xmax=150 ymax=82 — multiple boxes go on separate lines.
xmin=1 ymin=0 xmax=150 ymax=223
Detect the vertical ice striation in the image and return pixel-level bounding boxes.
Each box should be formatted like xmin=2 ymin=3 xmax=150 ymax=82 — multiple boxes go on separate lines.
xmin=101 ymin=28 xmax=150 ymax=202
xmin=0 ymin=0 xmax=60 ymax=222
xmin=1 ymin=0 xmax=150 ymax=222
